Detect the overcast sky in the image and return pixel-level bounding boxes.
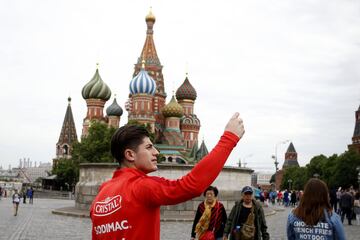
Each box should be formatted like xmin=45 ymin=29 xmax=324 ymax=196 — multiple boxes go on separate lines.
xmin=1 ymin=0 xmax=360 ymax=172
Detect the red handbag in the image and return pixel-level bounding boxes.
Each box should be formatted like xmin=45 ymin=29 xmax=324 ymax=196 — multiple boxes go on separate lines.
xmin=199 ymin=230 xmax=215 ymax=240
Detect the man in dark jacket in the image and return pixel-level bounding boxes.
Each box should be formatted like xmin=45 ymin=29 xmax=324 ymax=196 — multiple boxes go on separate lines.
xmin=339 ymin=188 xmax=354 ymax=225
xmin=223 ymin=186 xmax=270 ymax=240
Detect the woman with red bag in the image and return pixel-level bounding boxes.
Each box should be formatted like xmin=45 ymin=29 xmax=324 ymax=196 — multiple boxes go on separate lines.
xmin=191 ymin=186 xmax=227 ymax=240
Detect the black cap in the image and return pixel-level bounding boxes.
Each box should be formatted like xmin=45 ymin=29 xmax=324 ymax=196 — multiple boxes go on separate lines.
xmin=242 ymin=186 xmax=253 ymax=194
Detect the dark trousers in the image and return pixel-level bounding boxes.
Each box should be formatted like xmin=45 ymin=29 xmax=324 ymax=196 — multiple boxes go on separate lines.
xmin=341 ymin=207 xmax=352 ymax=224
xmin=331 ymin=201 xmax=337 ymax=213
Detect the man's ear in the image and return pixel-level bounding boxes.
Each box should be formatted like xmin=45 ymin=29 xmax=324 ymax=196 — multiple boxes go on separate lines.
xmin=124 ymin=149 xmax=136 ymax=162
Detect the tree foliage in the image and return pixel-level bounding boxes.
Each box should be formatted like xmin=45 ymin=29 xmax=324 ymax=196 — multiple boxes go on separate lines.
xmin=52 ymin=158 xmax=78 ymax=189
xmin=53 ymin=121 xmax=117 ymax=187
xmin=72 ymin=121 xmax=117 ymax=163
xmin=280 ymin=150 xmax=360 ymax=190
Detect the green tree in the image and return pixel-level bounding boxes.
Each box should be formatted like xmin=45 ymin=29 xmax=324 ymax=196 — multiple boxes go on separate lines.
xmin=281 ymin=166 xmax=307 ymax=190
xmin=54 ymin=121 xmax=118 ymax=187
xmin=52 ymin=158 xmax=78 ymax=190
xmin=332 ymin=150 xmax=360 ymax=189
xmin=72 ymin=121 xmax=117 ymax=163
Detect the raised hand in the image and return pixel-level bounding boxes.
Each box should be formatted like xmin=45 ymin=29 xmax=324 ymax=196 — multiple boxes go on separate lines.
xmin=224 ymin=112 xmax=245 ymax=138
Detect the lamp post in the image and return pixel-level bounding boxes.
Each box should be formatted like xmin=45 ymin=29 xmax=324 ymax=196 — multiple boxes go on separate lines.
xmin=271 ymin=140 xmax=290 ymax=172
xmin=288 ymin=179 xmax=293 ymax=190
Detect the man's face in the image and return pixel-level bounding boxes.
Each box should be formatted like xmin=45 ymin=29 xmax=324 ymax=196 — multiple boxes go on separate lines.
xmin=243 ymin=192 xmax=253 ymax=204
xmin=133 ymin=137 xmax=159 ymax=174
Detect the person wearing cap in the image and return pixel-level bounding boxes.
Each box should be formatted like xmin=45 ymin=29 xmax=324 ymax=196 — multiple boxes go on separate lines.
xmin=223 ymin=186 xmax=269 ymax=240
xmin=90 ymin=113 xmax=245 ymax=240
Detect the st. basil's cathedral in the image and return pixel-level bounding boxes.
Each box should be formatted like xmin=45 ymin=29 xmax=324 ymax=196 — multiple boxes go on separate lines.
xmin=53 ymin=10 xmax=208 ymax=166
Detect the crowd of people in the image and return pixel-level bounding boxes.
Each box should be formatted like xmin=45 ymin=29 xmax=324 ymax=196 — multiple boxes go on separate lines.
xmin=0 ymin=186 xmax=35 ymax=216
xmin=87 ymin=112 xmax=360 ymax=240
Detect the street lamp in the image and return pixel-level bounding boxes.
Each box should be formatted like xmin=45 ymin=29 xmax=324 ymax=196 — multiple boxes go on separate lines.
xmin=288 ymin=179 xmax=293 ymax=190
xmin=271 ymin=140 xmax=290 ymax=172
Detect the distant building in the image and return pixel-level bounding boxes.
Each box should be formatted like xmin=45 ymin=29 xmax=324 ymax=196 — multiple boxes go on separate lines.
xmin=282 ymin=142 xmax=300 ymax=168
xmin=275 ymin=142 xmax=299 ymax=190
xmin=252 ymin=172 xmax=273 ymax=190
xmin=348 ymin=105 xmax=360 ymax=153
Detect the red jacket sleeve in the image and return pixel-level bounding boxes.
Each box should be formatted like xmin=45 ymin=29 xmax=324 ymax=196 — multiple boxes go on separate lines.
xmin=133 ymin=131 xmax=239 ymax=206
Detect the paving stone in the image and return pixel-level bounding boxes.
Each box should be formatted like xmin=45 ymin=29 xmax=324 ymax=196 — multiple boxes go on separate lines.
xmin=0 ymin=199 xmax=359 ymax=239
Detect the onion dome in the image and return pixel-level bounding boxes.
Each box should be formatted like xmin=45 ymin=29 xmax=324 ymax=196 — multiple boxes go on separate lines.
xmin=146 ymin=8 xmax=156 ymax=22
xmin=106 ymin=98 xmax=123 ymax=116
xmin=129 ymin=62 xmax=156 ymax=95
xmin=82 ymin=67 xmax=111 ymax=101
xmin=176 ymin=75 xmax=197 ymax=101
xmin=181 ymin=114 xmax=200 ymax=126
xmin=162 ymin=95 xmax=184 ymax=118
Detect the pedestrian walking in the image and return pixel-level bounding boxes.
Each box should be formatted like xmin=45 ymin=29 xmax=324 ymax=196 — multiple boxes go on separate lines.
xmin=223 ymin=186 xmax=270 ymax=240
xmin=329 ymin=188 xmax=338 ymax=213
xmin=27 ymin=187 xmax=34 ymax=204
xmin=191 ymin=186 xmax=227 ymax=240
xmin=90 ymin=112 xmax=245 ymax=240
xmin=353 ymin=191 xmax=360 ymax=225
xmin=287 ymin=178 xmax=345 ymax=240
xmin=12 ymin=189 xmax=21 ymax=216
xmin=290 ymin=191 xmax=297 ymax=207
xmin=277 ymin=190 xmax=283 ymax=206
xmin=339 ymin=188 xmax=354 ymax=225
xmin=22 ymin=189 xmax=26 ymax=204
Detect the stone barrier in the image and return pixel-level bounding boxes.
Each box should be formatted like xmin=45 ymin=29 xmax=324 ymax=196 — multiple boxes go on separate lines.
xmin=75 ymin=163 xmax=253 ymax=214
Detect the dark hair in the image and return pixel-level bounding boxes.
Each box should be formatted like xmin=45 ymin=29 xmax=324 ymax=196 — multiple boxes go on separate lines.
xmin=294 ymin=178 xmax=331 ymax=226
xmin=203 ymin=186 xmax=219 ymax=197
xmin=111 ymin=125 xmax=150 ymax=164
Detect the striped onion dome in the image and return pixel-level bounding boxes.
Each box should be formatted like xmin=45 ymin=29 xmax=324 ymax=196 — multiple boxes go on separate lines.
xmin=176 ymin=76 xmax=197 ymax=101
xmin=162 ymin=95 xmax=184 ymax=118
xmin=106 ymin=98 xmax=123 ymax=116
xmin=82 ymin=68 xmax=111 ymax=101
xmin=129 ymin=66 xmax=156 ymax=95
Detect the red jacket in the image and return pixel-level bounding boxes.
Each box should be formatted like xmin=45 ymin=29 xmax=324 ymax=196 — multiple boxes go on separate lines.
xmin=90 ymin=131 xmax=239 ymax=240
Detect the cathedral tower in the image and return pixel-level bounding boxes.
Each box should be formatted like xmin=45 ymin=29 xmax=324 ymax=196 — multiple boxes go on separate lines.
xmin=81 ymin=65 xmax=111 ymax=138
xmin=348 ymin=105 xmax=360 ymax=154
xmin=54 ymin=97 xmax=78 ymax=166
xmin=106 ymin=97 xmax=123 ymax=129
xmin=176 ymin=74 xmax=200 ymax=150
xmin=128 ymin=62 xmax=157 ymax=132
xmin=132 ymin=9 xmax=166 ymax=134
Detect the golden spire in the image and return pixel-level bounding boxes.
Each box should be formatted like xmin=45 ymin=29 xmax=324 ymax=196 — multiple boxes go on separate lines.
xmin=146 ymin=7 xmax=156 ymax=22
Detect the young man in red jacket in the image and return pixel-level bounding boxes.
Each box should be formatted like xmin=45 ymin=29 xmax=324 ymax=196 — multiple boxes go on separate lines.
xmin=90 ymin=112 xmax=245 ymax=240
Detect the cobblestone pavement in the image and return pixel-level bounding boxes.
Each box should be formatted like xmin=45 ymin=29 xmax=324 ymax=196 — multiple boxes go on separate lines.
xmin=0 ymin=198 xmax=359 ymax=239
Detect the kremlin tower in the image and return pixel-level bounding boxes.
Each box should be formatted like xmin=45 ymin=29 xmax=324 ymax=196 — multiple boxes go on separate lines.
xmin=348 ymin=105 xmax=360 ymax=154
xmin=282 ymin=142 xmax=299 ymax=168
